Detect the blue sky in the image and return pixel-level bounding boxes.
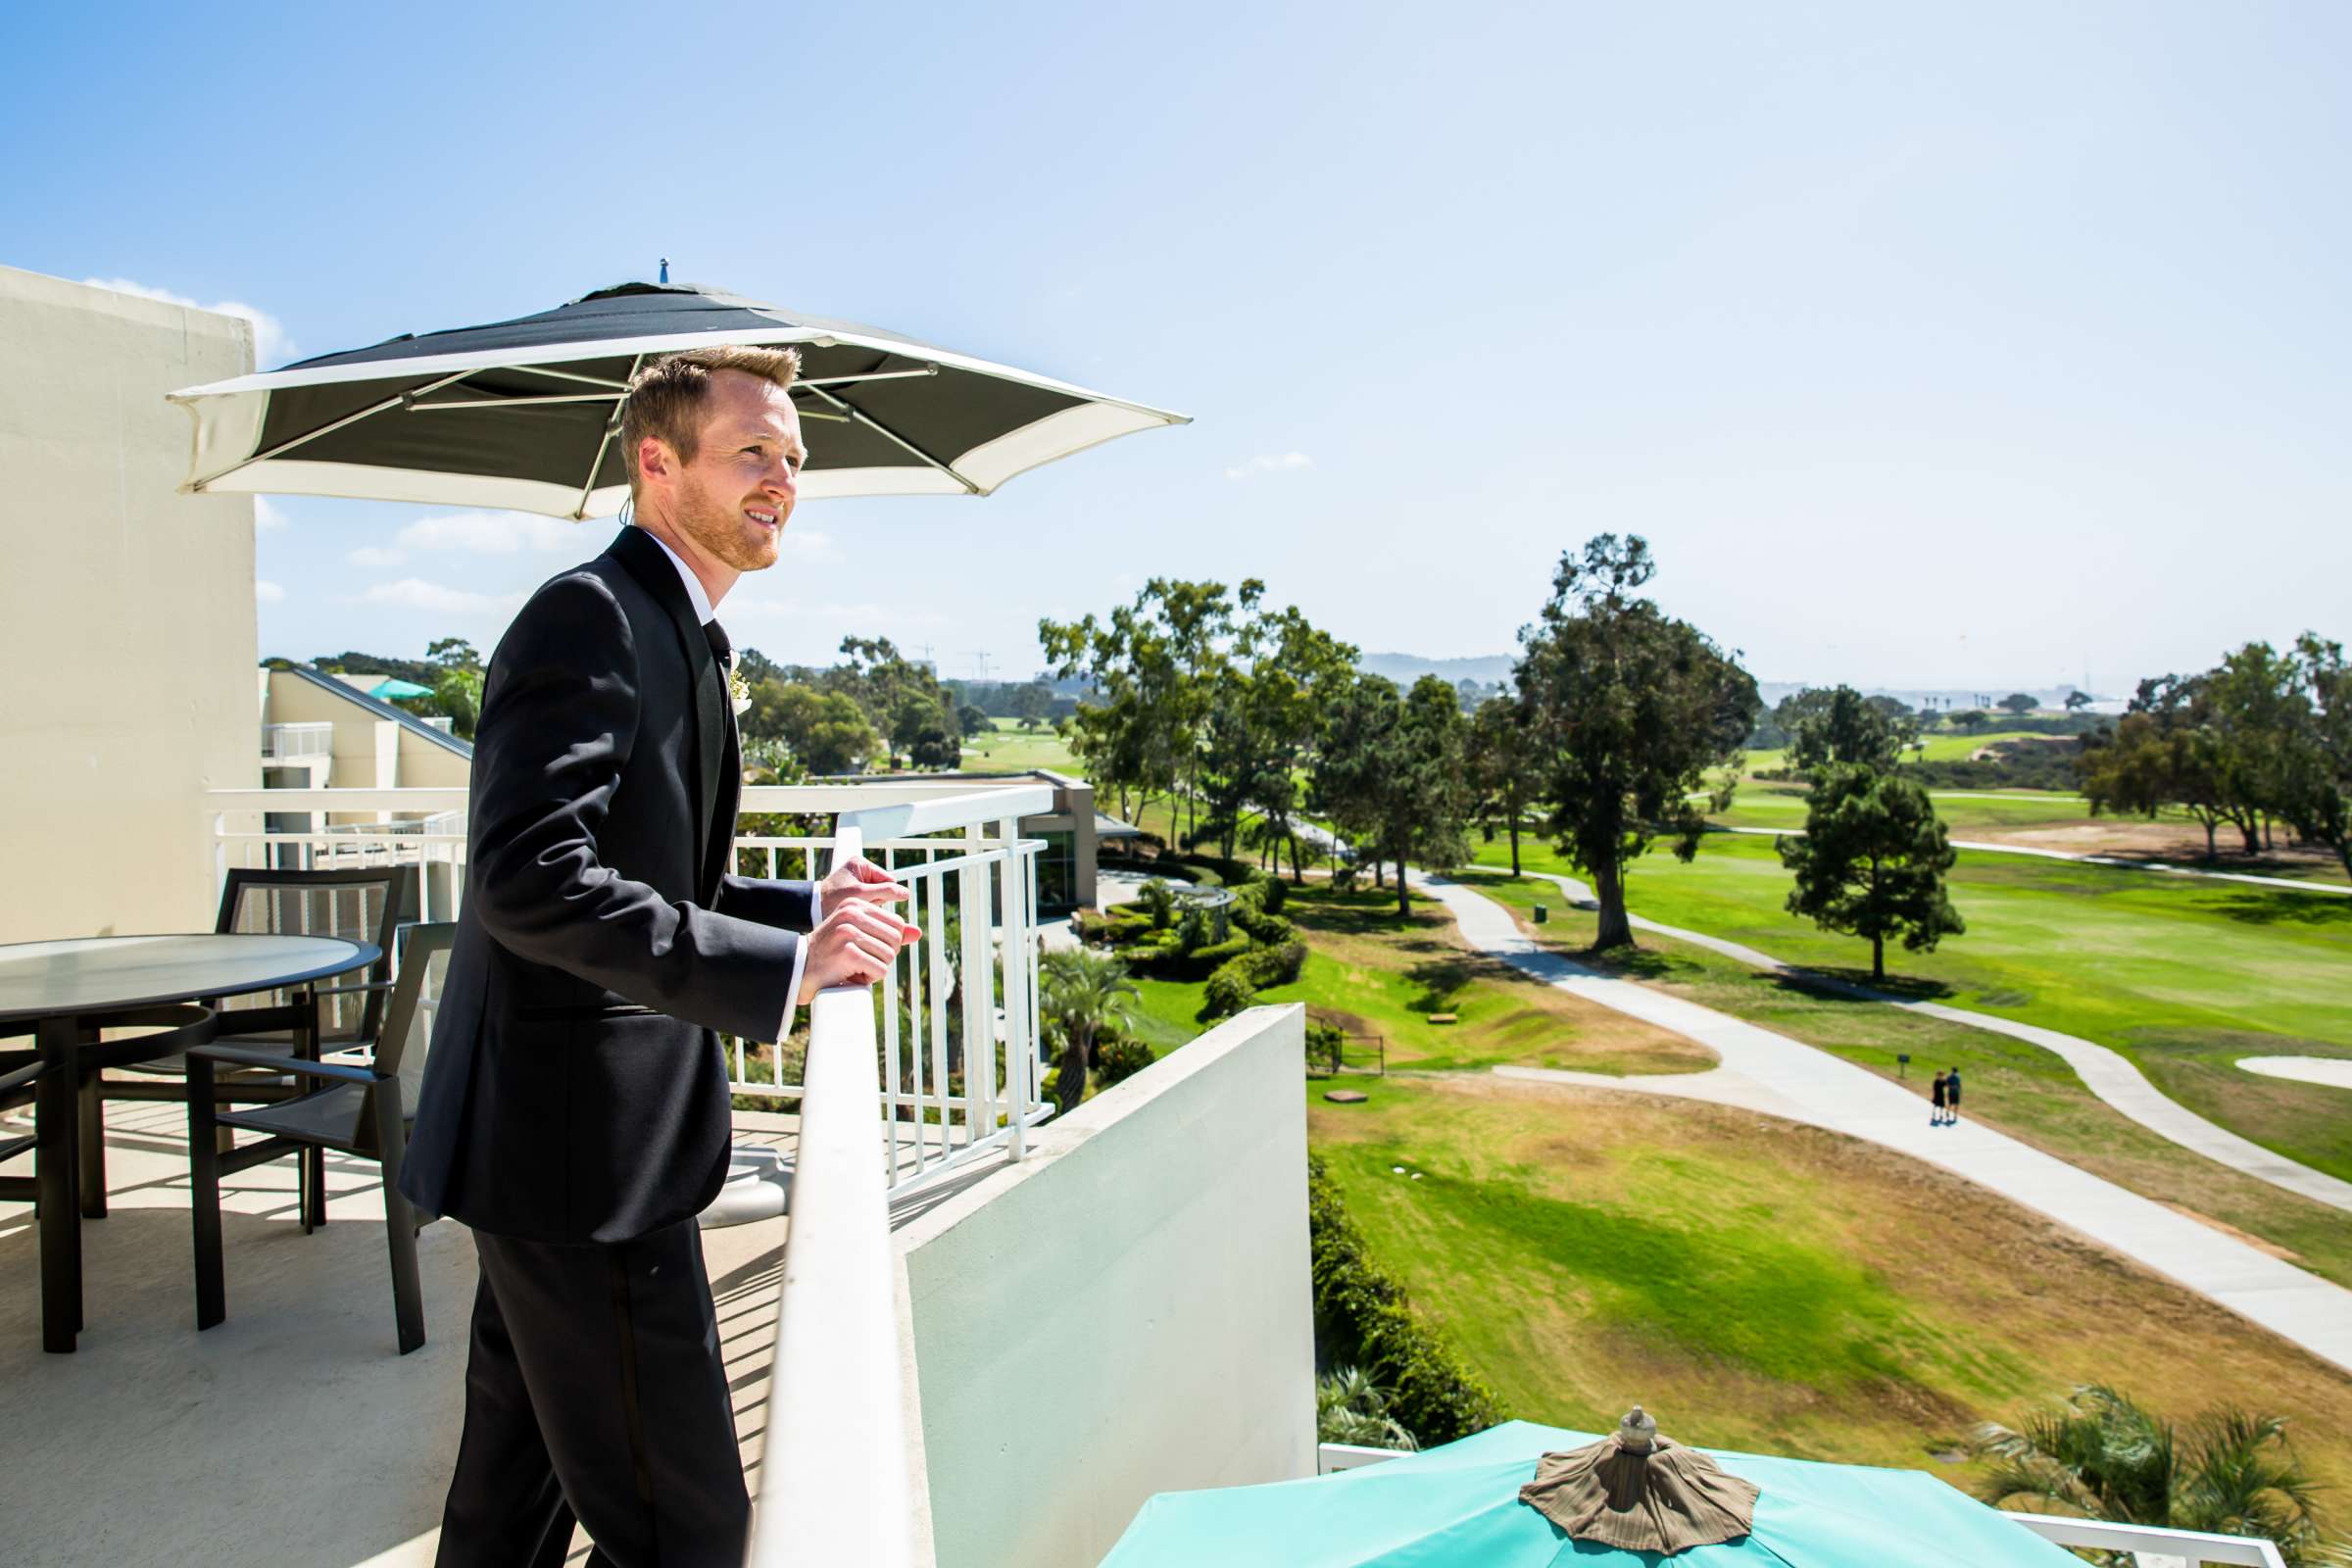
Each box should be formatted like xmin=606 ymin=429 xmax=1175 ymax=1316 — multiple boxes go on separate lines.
xmin=7 ymin=1 xmax=2346 ymax=692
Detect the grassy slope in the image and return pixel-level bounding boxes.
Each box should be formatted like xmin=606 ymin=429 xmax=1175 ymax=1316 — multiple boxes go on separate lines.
xmin=1466 ymin=831 xmax=2352 ymax=1187
xmin=1311 ymin=1074 xmax=2352 ymax=1492
xmin=1122 ymin=881 xmax=1710 ymax=1077
xmin=962 ymin=716 xmax=1079 ymax=774
xmin=1453 ymin=867 xmax=2352 ymax=1288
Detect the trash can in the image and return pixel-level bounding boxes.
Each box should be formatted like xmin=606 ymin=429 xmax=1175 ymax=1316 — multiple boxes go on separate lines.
xmin=1533 ymin=904 xmax=1547 ymax=923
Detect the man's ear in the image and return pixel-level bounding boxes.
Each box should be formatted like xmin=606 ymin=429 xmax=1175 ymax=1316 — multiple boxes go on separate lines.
xmin=636 ymin=435 xmax=674 ymax=486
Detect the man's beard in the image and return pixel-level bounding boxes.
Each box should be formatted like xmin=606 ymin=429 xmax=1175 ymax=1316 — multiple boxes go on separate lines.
xmin=675 ymin=477 xmax=781 ymax=573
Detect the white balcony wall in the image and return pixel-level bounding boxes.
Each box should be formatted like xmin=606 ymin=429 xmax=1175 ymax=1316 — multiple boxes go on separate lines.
xmin=0 ymin=268 xmax=258 ymax=943
xmin=896 ymin=1003 xmax=1314 ymax=1568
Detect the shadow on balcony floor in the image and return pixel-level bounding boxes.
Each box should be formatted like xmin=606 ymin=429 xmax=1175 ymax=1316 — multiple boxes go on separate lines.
xmin=0 ymin=1102 xmax=811 ymax=1567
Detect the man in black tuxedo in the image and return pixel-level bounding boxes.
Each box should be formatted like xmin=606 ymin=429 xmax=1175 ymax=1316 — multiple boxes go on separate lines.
xmin=400 ymin=345 xmax=917 ymax=1567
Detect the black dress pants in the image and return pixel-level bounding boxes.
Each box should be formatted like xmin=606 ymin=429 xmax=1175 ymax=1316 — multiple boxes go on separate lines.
xmin=435 ymin=1218 xmax=750 ymax=1567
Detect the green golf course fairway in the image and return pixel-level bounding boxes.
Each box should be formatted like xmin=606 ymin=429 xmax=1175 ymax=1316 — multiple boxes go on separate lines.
xmin=1472 ymin=832 xmax=2352 ymax=1184
xmin=1310 ymin=1075 xmax=2352 ymax=1492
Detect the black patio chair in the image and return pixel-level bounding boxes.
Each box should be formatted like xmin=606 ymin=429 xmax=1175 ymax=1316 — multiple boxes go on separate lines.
xmin=87 ymin=865 xmax=415 ymax=1227
xmin=185 ymin=920 xmax=453 ymax=1355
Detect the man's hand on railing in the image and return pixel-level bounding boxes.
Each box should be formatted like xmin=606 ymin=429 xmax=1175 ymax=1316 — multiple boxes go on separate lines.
xmin=818 ymin=854 xmax=910 ymax=914
xmin=797 ymin=898 xmax=920 ymax=1004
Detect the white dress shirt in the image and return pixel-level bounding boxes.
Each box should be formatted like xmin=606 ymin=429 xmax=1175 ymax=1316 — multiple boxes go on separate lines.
xmin=639 ymin=526 xmax=817 ymax=1036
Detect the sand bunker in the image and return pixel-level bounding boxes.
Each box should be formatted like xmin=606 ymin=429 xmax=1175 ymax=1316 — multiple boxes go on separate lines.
xmin=2235 ymin=1055 xmax=2352 ymax=1091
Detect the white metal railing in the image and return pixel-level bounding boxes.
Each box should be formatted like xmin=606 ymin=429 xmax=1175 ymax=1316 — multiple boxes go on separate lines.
xmin=261 ymin=721 xmax=333 ymax=759
xmin=1309 ymin=1446 xmax=2288 ymax=1565
xmin=204 ymin=783 xmax=1055 ymax=1170
xmin=747 ymin=784 xmax=1053 ymax=1568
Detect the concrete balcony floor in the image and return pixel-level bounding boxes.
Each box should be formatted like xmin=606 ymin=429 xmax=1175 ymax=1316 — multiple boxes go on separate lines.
xmin=0 ymin=1100 xmax=815 ymax=1567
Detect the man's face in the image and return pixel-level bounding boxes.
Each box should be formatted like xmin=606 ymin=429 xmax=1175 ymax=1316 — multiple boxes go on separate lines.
xmin=665 ymin=368 xmax=806 ymax=574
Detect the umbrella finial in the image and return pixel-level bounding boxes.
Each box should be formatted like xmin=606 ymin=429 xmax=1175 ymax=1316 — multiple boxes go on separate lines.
xmin=659 ymin=257 xmax=669 ymax=284
xmin=1616 ymin=1405 xmax=1660 ymax=1454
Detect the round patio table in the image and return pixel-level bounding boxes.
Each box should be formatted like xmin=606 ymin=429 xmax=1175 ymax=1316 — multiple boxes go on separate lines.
xmin=0 ymin=933 xmax=378 ymax=1352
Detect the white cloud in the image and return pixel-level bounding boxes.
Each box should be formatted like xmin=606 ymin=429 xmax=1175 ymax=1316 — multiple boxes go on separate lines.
xmin=84 ymin=277 xmax=294 ymax=368
xmin=358 ymin=577 xmax=524 ymax=614
xmin=253 ymin=497 xmax=289 ymax=531
xmin=348 ymin=545 xmax=406 ymax=567
xmin=395 ymin=510 xmax=586 ymax=555
xmin=254 ymin=579 xmax=285 ymax=604
xmin=1224 ymin=451 xmax=1314 ymax=480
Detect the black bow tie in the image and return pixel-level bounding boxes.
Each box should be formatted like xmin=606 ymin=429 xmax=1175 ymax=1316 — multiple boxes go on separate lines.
xmin=704 ymin=619 xmax=732 ymax=663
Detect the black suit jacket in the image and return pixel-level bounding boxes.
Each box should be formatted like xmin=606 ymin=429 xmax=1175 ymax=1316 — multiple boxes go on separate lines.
xmin=399 ymin=525 xmax=813 ymax=1244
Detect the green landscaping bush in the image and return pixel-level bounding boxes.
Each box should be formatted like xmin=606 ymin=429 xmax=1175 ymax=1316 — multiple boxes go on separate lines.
xmin=1201 ymin=937 xmax=1310 ymax=1019
xmin=1092 ymin=1033 xmax=1155 ymax=1090
xmin=1307 ymin=1156 xmax=1502 ymax=1446
xmin=1177 ymin=906 xmax=1210 ymax=955
xmin=1306 ymin=1020 xmax=1348 ymax=1072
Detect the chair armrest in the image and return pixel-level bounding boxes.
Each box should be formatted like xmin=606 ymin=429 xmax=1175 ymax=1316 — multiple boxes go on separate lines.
xmin=0 ymin=1057 xmax=48 ymax=1097
xmin=187 ymin=1043 xmax=381 ymax=1085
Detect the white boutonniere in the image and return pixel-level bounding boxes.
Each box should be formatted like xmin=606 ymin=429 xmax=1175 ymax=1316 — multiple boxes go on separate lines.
xmin=727 ymin=653 xmax=751 ymax=716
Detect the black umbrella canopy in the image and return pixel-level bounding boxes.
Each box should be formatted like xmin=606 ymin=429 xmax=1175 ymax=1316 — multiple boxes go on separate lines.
xmin=168 ymin=281 xmax=1187 ymax=517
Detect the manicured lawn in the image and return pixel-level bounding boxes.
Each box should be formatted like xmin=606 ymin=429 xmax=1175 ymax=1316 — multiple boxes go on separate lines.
xmin=1452 ymin=867 xmax=2352 ymax=1287
xmin=962 ymin=716 xmax=1078 ymax=775
xmin=1310 ymin=1074 xmax=2352 ymax=1489
xmin=1710 ymin=776 xmax=2093 ymax=835
xmin=1469 ymin=833 xmax=2352 ymax=1184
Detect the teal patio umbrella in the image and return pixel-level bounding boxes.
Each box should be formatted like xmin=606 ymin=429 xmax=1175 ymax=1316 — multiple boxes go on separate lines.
xmin=367 ymin=677 xmax=434 ymax=700
xmin=1102 ymin=1421 xmax=2085 ymax=1568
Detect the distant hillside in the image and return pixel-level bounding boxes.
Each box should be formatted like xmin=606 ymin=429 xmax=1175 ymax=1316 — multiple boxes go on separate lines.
xmin=1357 ymin=652 xmax=1516 ymax=686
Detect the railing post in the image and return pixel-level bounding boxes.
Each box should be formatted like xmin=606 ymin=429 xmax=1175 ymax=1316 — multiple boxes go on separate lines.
xmin=996 ymin=815 xmax=1031 ymax=1160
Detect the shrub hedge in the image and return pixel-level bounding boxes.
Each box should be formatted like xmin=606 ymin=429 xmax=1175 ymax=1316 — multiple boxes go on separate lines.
xmin=1092 ymin=1034 xmax=1155 ymax=1090
xmin=1306 ymin=1155 xmax=1502 ymax=1446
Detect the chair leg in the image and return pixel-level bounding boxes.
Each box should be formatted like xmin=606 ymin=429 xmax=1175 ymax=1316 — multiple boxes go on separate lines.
xmin=370 ymin=1091 xmax=424 ymax=1355
xmin=304 ymin=1145 xmax=328 ymax=1230
xmin=76 ymin=1075 xmax=108 ymax=1219
xmin=36 ymin=1017 xmax=81 ymax=1351
xmin=187 ymin=1057 xmax=225 ymax=1332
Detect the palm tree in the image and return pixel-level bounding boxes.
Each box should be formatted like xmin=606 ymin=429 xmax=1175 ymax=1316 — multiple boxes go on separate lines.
xmin=1316 ymin=1366 xmax=1418 ymax=1453
xmin=1973 ymin=1385 xmax=2343 ymax=1565
xmin=1040 ymin=949 xmax=1138 ymax=1114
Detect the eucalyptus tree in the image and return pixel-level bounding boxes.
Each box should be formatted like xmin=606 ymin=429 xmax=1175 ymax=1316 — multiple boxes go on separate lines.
xmin=1466 ymin=695 xmax=1539 ymax=876
xmin=1788 ymin=684 xmax=1914 ymax=773
xmin=1310 ymin=673 xmax=1472 ymax=916
xmin=2280 ymin=632 xmax=2351 ymax=879
xmin=1515 ymin=535 xmax=1757 ymax=949
xmin=1042 ymin=577 xmax=1237 ymax=845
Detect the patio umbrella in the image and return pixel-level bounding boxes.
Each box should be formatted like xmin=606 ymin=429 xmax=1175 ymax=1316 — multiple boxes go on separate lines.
xmin=165 ymin=280 xmax=1187 ymax=518
xmin=1100 ymin=1421 xmax=2088 ymax=1568
xmin=366 ymin=677 xmax=434 ymax=700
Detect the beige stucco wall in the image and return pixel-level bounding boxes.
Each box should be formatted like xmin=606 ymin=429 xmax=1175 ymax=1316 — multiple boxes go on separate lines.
xmin=0 ymin=268 xmax=258 ymax=941
xmin=898 ymin=1004 xmax=1314 ymax=1568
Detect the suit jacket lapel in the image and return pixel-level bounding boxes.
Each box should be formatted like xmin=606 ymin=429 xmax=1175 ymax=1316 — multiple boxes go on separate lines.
xmin=606 ymin=526 xmax=724 ymax=886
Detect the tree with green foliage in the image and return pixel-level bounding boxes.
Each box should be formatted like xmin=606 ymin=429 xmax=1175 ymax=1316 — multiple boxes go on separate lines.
xmin=1998 ymin=692 xmax=2038 ymax=715
xmin=1039 ymin=948 xmax=1138 ymax=1114
xmin=2064 ymin=689 xmax=2093 ymax=712
xmin=1788 ymin=684 xmax=1913 ymax=773
xmin=2206 ymin=641 xmax=2306 ymax=854
xmin=744 ymin=681 xmax=879 ymax=774
xmin=422 ymin=636 xmax=484 ymax=740
xmin=2080 ymin=673 xmax=2248 ymax=859
xmin=1310 ymin=674 xmax=1472 ymax=916
xmin=1041 ymin=579 xmax=1237 ymax=841
xmin=1515 ymin=535 xmax=1757 ymax=949
xmin=1466 ymin=696 xmax=1539 ymax=876
xmin=1948 ymin=709 xmax=1989 ymax=734
xmin=2280 ymin=633 xmax=2352 ymax=880
xmin=825 ymin=635 xmax=961 ymax=769
xmin=1779 ymin=763 xmax=1963 ymax=981
xmin=1974 ymin=1386 xmax=2341 ymax=1566
xmin=1197 ymin=592 xmax=1358 ymax=873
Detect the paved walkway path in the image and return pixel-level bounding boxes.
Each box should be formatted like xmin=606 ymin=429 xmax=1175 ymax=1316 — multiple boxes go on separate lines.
xmin=1717 ymin=823 xmax=2349 ymax=896
xmin=1414 ymin=873 xmax=2352 ymax=1375
xmin=1504 ymin=869 xmax=2352 ymax=1216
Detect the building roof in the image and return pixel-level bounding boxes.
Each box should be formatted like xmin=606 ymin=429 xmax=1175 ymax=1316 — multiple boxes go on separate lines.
xmin=281 ymin=664 xmax=474 ymax=760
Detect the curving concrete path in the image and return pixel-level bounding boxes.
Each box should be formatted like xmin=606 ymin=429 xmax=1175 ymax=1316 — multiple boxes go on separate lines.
xmin=1505 ymin=867 xmax=2352 ymax=1216
xmin=1413 ymin=873 xmax=2352 ymax=1376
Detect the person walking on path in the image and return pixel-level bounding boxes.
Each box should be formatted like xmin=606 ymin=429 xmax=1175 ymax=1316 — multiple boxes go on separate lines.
xmin=1931 ymin=1069 xmax=1949 ymax=1127
xmin=1945 ymin=1067 xmax=1964 ymax=1125
xmin=400 ymin=347 xmax=920 ymax=1567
